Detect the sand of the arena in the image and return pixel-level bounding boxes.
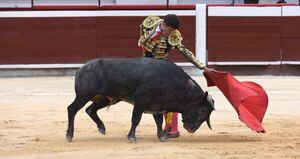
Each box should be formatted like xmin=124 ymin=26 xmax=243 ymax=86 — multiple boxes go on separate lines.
xmin=0 ymin=76 xmax=299 ymax=159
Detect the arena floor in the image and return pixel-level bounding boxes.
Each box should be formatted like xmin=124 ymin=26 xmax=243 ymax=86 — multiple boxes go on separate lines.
xmin=0 ymin=76 xmax=299 ymax=159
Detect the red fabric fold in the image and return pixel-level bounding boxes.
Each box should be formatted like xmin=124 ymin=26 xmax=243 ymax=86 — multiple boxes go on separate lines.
xmin=204 ymin=71 xmax=268 ymax=133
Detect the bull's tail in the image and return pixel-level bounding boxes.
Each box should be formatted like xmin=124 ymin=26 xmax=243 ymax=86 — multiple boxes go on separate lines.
xmin=74 ymin=64 xmax=99 ymax=99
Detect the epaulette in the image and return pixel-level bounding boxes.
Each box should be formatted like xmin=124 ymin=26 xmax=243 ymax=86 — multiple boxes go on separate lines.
xmin=142 ymin=15 xmax=163 ymax=28
xmin=168 ymin=30 xmax=183 ymax=46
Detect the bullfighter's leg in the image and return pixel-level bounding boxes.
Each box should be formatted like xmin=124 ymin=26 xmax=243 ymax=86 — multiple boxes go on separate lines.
xmin=66 ymin=96 xmax=89 ymax=142
xmin=164 ymin=112 xmax=180 ymax=138
xmin=127 ymin=103 xmax=145 ymax=143
xmin=86 ymin=97 xmax=113 ymax=135
xmin=153 ymin=114 xmax=168 ymax=142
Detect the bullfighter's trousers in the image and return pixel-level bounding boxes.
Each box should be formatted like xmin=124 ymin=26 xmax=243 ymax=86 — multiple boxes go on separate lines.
xmin=164 ymin=112 xmax=179 ymax=133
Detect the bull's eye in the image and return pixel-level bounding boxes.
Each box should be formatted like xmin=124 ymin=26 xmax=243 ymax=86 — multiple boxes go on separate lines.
xmin=199 ymin=107 xmax=207 ymax=116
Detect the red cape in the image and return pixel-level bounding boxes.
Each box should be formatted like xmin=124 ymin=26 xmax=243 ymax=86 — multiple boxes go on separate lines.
xmin=204 ymin=71 xmax=268 ymax=133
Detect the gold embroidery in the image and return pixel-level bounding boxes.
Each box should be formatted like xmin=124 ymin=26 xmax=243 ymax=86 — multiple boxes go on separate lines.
xmin=168 ymin=30 xmax=183 ymax=46
xmin=138 ymin=27 xmax=156 ymax=47
xmin=166 ymin=112 xmax=173 ymax=126
xmin=176 ymin=44 xmax=205 ymax=69
xmin=138 ymin=16 xmax=203 ymax=67
xmin=138 ymin=16 xmax=163 ymax=47
xmin=142 ymin=16 xmax=163 ymax=28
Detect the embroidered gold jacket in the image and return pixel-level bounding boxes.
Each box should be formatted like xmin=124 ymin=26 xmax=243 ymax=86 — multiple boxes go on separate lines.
xmin=138 ymin=16 xmax=205 ymax=69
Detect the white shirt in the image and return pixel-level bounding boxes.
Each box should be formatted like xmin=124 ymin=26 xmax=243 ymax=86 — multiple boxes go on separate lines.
xmin=150 ymin=23 xmax=162 ymax=39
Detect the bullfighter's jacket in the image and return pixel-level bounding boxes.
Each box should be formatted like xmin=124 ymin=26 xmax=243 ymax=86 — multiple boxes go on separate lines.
xmin=138 ymin=15 xmax=205 ymax=69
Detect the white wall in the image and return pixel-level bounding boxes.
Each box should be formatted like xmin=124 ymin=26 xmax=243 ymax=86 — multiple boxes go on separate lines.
xmin=34 ymin=0 xmax=98 ymax=5
xmin=0 ymin=0 xmax=299 ymax=8
xmin=101 ymin=0 xmax=116 ymax=5
xmin=115 ymin=0 xmax=167 ymax=5
xmin=0 ymin=0 xmax=31 ymax=8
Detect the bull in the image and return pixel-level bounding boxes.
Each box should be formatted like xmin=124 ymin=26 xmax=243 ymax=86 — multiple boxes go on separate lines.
xmin=66 ymin=58 xmax=215 ymax=143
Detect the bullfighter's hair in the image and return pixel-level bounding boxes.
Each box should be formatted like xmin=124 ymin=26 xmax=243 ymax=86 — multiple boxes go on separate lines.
xmin=163 ymin=14 xmax=180 ymax=30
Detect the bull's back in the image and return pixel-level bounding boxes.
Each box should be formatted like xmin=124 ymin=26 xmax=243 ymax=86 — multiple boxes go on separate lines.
xmin=77 ymin=58 xmax=191 ymax=99
xmin=89 ymin=58 xmax=189 ymax=82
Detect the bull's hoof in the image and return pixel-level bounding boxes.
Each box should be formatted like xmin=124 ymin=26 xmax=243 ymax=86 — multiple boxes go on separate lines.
xmin=157 ymin=130 xmax=168 ymax=142
xmin=66 ymin=133 xmax=73 ymax=142
xmin=159 ymin=136 xmax=168 ymax=142
xmin=128 ymin=137 xmax=136 ymax=143
xmin=98 ymin=128 xmax=106 ymax=135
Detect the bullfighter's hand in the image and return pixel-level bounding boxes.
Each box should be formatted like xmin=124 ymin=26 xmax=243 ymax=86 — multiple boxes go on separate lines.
xmin=203 ymin=67 xmax=217 ymax=73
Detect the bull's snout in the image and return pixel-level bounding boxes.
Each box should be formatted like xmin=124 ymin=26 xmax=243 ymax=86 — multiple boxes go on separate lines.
xmin=183 ymin=123 xmax=196 ymax=133
xmin=187 ymin=128 xmax=196 ymax=133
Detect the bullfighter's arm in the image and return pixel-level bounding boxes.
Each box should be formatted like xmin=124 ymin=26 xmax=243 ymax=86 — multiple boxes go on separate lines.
xmin=138 ymin=16 xmax=163 ymax=48
xmin=175 ymin=44 xmax=205 ymax=70
xmin=138 ymin=25 xmax=156 ymax=48
xmin=168 ymin=30 xmax=205 ymax=70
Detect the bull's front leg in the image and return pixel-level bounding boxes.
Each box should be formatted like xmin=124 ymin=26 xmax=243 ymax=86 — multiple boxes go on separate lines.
xmin=128 ymin=104 xmax=144 ymax=143
xmin=153 ymin=114 xmax=168 ymax=142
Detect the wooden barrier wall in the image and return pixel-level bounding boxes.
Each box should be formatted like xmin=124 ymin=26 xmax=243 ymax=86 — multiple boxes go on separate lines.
xmin=0 ymin=6 xmax=300 ymax=75
xmin=0 ymin=13 xmax=194 ymax=64
xmin=206 ymin=6 xmax=300 ymax=75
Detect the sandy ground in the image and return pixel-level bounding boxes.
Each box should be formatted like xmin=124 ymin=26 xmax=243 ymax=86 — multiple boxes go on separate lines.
xmin=0 ymin=76 xmax=300 ymax=159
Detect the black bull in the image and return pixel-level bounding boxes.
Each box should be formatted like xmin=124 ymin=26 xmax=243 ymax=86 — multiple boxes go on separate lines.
xmin=66 ymin=58 xmax=215 ymax=143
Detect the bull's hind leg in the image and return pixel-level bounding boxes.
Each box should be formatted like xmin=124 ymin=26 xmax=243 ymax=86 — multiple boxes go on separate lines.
xmin=66 ymin=96 xmax=89 ymax=142
xmin=153 ymin=114 xmax=168 ymax=142
xmin=85 ymin=98 xmax=110 ymax=135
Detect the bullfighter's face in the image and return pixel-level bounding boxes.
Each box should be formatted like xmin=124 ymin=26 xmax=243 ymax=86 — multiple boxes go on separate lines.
xmin=160 ymin=23 xmax=175 ymax=37
xmin=182 ymin=92 xmax=215 ymax=133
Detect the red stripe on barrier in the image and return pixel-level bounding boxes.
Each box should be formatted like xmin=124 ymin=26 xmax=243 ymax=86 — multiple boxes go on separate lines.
xmin=0 ymin=8 xmax=33 ymax=11
xmin=234 ymin=3 xmax=298 ymax=6
xmin=100 ymin=5 xmax=167 ymax=10
xmin=168 ymin=4 xmax=195 ymax=9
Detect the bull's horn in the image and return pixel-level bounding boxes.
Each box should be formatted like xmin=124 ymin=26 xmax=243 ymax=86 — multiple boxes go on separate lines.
xmin=206 ymin=116 xmax=212 ymax=130
xmin=207 ymin=94 xmax=215 ymax=110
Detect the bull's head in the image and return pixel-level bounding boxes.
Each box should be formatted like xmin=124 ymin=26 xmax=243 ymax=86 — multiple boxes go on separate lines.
xmin=182 ymin=91 xmax=215 ymax=133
